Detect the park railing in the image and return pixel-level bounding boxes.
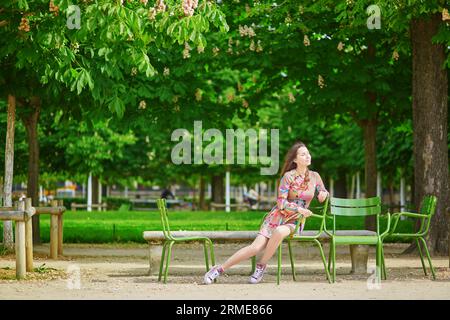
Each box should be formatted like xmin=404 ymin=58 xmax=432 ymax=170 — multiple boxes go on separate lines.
xmin=0 ymin=198 xmax=35 ymax=279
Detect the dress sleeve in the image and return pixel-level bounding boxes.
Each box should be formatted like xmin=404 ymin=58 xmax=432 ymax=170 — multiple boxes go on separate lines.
xmin=314 ymin=172 xmax=328 ymax=194
xmin=277 ymin=172 xmax=301 ymax=216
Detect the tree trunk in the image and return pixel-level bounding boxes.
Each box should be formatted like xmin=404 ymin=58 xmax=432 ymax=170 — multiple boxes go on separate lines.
xmin=361 ymin=118 xmax=377 ymax=231
xmin=410 ymin=173 xmax=415 ymax=208
xmin=410 ymin=14 xmax=449 ymax=254
xmin=3 ymin=95 xmax=15 ymax=250
xmin=388 ymin=179 xmax=395 ymax=209
xmin=21 ymin=96 xmax=41 ymax=244
xmin=334 ymin=169 xmax=348 ymax=198
xmin=92 ymin=176 xmax=99 ymax=205
xmin=199 ymin=174 xmax=206 ymax=210
xmin=211 ymin=174 xmax=224 ymax=204
xmin=0 ymin=176 xmax=3 ymax=206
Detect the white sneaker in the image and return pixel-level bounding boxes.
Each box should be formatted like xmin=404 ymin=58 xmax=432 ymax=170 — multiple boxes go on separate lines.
xmin=203 ymin=266 xmax=223 ymax=284
xmin=249 ymin=264 xmax=266 ymax=284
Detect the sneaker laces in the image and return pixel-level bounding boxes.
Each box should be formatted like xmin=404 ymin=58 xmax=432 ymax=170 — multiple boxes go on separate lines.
xmin=206 ymin=266 xmax=222 ymax=281
xmin=252 ymin=264 xmax=266 ymax=279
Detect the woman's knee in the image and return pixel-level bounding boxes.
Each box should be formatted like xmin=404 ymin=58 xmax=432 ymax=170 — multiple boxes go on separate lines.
xmin=273 ymin=226 xmax=291 ymax=239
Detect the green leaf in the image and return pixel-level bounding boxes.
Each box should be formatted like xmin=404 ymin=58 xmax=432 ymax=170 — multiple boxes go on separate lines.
xmin=18 ymin=0 xmax=29 ymax=10
xmin=109 ymin=96 xmax=125 ymax=118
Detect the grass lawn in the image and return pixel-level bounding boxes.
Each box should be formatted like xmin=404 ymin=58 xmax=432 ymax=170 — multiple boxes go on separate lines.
xmin=0 ymin=210 xmax=414 ymax=243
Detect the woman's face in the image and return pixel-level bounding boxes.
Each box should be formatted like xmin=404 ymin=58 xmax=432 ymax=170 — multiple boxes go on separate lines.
xmin=294 ymin=146 xmax=311 ymax=167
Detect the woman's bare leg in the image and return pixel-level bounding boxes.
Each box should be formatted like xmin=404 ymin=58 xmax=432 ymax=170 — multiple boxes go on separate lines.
xmin=221 ymin=235 xmax=268 ymax=271
xmin=258 ymin=225 xmax=291 ymax=265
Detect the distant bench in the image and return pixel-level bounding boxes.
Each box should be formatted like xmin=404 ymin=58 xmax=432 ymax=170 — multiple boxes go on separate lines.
xmin=210 ymin=202 xmax=251 ymax=211
xmin=71 ymin=203 xmax=107 ymax=211
xmin=131 ymin=199 xmax=184 ymax=211
xmin=142 ymin=230 xmax=376 ymax=274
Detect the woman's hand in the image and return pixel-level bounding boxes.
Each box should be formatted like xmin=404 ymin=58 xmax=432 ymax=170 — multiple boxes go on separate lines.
xmin=300 ymin=208 xmax=313 ymax=218
xmin=318 ymin=190 xmax=329 ymax=203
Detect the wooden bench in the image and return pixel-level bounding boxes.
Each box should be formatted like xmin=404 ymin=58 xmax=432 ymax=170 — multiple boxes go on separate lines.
xmin=0 ymin=198 xmax=35 ymax=279
xmin=142 ymin=230 xmax=376 ymax=275
xmin=131 ymin=199 xmax=184 ymax=211
xmin=71 ymin=202 xmax=107 ymax=211
xmin=210 ymin=202 xmax=252 ymax=211
xmin=35 ymin=200 xmax=66 ymax=259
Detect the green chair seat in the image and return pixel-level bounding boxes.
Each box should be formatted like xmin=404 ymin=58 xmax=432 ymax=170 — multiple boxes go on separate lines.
xmin=332 ymin=230 xmax=377 ymax=237
xmin=332 ymin=235 xmax=379 ymax=245
xmin=289 ymin=230 xmax=377 ymax=240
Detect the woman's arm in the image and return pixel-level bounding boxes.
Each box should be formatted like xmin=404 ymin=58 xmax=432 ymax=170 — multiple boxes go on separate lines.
xmin=314 ymin=171 xmax=329 ymax=203
xmin=277 ymin=172 xmax=310 ymax=216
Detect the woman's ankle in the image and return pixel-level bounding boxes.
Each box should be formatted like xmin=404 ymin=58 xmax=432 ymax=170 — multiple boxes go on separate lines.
xmin=257 ymin=262 xmax=267 ymax=268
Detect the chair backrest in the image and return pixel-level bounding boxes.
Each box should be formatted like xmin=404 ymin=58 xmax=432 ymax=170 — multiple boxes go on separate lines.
xmin=308 ymin=197 xmax=328 ymax=214
xmin=306 ymin=196 xmax=329 ymax=234
xmin=329 ymin=197 xmax=381 ymax=234
xmin=419 ymin=195 xmax=437 ymax=216
xmin=156 ymin=198 xmax=174 ymax=240
xmin=330 ymin=197 xmax=381 ymax=216
xmin=418 ymin=195 xmax=437 ymax=235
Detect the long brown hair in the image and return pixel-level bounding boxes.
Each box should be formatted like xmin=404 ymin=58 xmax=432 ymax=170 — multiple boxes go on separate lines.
xmin=278 ymin=141 xmax=310 ymax=190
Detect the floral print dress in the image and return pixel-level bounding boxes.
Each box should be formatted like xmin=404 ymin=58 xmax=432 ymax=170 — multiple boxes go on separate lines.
xmin=258 ymin=169 xmax=328 ymax=238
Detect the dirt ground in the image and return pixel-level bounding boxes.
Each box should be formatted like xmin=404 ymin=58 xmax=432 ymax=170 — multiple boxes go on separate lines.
xmin=0 ymin=242 xmax=449 ymax=300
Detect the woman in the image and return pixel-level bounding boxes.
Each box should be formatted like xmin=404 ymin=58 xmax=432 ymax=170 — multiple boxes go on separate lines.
xmin=204 ymin=141 xmax=329 ymax=284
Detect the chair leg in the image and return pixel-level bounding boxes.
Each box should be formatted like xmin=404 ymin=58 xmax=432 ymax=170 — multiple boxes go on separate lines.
xmin=208 ymin=239 xmax=216 ymax=267
xmin=376 ymin=243 xmax=382 ymax=281
xmin=327 ymin=242 xmax=332 ymax=274
xmin=314 ymin=239 xmax=331 ymax=284
xmin=251 ymin=256 xmax=256 ymax=275
xmin=163 ymin=241 xmax=175 ymax=284
xmin=288 ymin=240 xmax=296 ymax=281
xmin=203 ymin=241 xmax=210 ymax=272
xmin=415 ymin=238 xmax=428 ymax=276
xmin=207 ymin=240 xmax=217 ymax=283
xmin=277 ymin=245 xmax=282 ymax=285
xmin=419 ymin=237 xmax=436 ymax=280
xmin=158 ymin=242 xmax=168 ymax=282
xmin=380 ymin=244 xmax=387 ymax=280
xmin=331 ymin=240 xmax=336 ymax=283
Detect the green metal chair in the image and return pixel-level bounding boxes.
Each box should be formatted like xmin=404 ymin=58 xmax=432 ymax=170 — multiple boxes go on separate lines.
xmin=156 ymin=198 xmax=216 ymax=283
xmin=382 ymin=195 xmax=437 ymax=280
xmin=276 ymin=197 xmax=332 ymax=284
xmin=325 ymin=197 xmax=391 ymax=283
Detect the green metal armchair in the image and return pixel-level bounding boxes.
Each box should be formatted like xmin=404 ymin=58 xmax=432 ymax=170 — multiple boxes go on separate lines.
xmin=156 ymin=198 xmax=216 ymax=283
xmin=382 ymin=195 xmax=437 ymax=280
xmin=275 ymin=196 xmax=332 ymax=284
xmin=325 ymin=197 xmax=391 ymax=283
